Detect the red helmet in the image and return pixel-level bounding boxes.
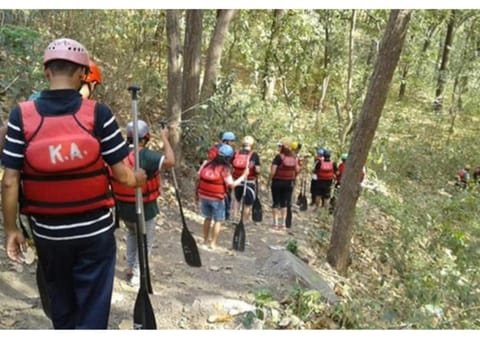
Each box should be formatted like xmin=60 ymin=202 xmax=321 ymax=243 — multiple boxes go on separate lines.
xmin=43 ymin=38 xmax=89 ymax=67
xmin=85 ymin=60 xmax=102 ymax=84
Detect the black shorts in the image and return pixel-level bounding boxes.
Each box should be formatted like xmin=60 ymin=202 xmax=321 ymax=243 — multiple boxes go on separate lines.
xmin=314 ymin=179 xmax=333 ymax=199
xmin=271 ymin=179 xmax=294 ymax=208
xmin=234 ymin=182 xmax=256 ymax=206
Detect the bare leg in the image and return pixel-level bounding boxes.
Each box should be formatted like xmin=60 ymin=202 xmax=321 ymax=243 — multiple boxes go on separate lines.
xmin=210 ymin=221 xmax=222 ymax=248
xmin=203 ymin=218 xmax=212 ymax=244
xmin=272 ymin=208 xmax=278 ymax=227
xmin=280 ymin=207 xmax=287 ymax=227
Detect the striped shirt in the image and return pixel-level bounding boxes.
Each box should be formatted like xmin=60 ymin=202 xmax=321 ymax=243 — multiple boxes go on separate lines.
xmin=2 ymin=89 xmax=129 ymax=241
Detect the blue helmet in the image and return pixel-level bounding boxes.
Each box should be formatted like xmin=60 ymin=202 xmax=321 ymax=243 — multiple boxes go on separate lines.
xmin=218 ymin=144 xmax=234 ymax=158
xmin=317 ymin=148 xmax=325 ymax=156
xmin=222 ymin=131 xmax=236 ymax=142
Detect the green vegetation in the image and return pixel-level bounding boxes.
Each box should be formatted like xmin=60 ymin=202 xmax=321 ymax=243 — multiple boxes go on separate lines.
xmin=1 ymin=9 xmax=479 ymax=329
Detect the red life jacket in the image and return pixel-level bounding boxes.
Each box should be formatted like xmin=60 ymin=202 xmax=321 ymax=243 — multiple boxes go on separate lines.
xmin=336 ymin=162 xmax=346 ymax=184
xmin=197 ymin=163 xmax=227 ymax=200
xmin=19 ymin=100 xmax=114 ymax=215
xmin=207 ymin=143 xmax=220 ymax=161
xmin=232 ymin=149 xmax=255 ymax=180
xmin=316 ymin=160 xmax=334 ymax=180
xmin=110 ymin=149 xmax=160 ymax=203
xmin=273 ymin=154 xmax=297 ymax=180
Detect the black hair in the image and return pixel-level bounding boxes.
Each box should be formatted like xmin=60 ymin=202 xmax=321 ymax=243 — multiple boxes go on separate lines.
xmin=45 ymin=59 xmax=86 ymax=77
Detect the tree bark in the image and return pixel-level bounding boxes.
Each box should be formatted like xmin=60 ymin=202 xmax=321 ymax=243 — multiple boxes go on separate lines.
xmin=261 ymin=9 xmax=286 ymax=101
xmin=201 ymin=9 xmax=236 ymax=102
xmin=340 ymin=9 xmax=357 ymax=148
xmin=182 ymin=10 xmax=203 ymax=121
xmin=327 ymin=10 xmax=412 ymax=276
xmin=166 ymin=10 xmax=183 ymax=161
xmin=434 ymin=10 xmax=456 ymax=111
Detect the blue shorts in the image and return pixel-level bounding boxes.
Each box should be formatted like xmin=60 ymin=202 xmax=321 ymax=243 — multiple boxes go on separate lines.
xmin=200 ymin=198 xmax=226 ymax=222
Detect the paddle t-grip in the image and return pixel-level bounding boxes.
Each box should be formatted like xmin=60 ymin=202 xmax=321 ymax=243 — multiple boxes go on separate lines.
xmin=128 ymin=85 xmax=141 ymax=100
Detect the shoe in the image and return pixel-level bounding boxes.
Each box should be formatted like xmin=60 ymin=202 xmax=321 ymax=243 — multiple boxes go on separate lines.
xmin=127 ymin=274 xmax=140 ymax=287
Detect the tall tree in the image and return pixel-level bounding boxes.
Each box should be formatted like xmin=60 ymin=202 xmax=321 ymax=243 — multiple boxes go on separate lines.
xmin=182 ymin=10 xmax=203 ymax=121
xmin=166 ymin=10 xmax=183 ymax=160
xmin=434 ymin=9 xmax=457 ymax=111
xmin=327 ymin=9 xmax=412 ymax=275
xmin=201 ymin=9 xmax=237 ymax=102
xmin=261 ymin=9 xmax=286 ymax=101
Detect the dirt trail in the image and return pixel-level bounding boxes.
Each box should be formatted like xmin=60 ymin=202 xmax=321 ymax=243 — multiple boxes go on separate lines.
xmin=0 ymin=174 xmax=328 ymax=330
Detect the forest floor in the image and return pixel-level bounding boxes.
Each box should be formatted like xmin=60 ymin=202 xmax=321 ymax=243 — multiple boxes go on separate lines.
xmin=0 ymin=167 xmax=395 ymax=330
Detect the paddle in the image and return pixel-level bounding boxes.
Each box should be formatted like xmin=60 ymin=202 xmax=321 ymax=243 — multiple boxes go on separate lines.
xmin=251 ymin=178 xmax=262 ymax=223
xmin=128 ymin=85 xmax=156 ymax=330
xmin=286 ymin=203 xmax=292 ymax=228
xmin=18 ymin=215 xmax=51 ymax=319
xmin=299 ymin=173 xmax=308 ymax=211
xmin=232 ymin=180 xmax=247 ymax=251
xmin=170 ymin=167 xmax=202 ymax=267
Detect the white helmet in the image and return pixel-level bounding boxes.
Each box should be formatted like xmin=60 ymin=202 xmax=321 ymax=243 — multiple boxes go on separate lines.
xmin=126 ymin=120 xmax=150 ymax=139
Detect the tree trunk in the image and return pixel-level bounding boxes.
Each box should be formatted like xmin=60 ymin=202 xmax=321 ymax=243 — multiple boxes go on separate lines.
xmin=340 ymin=9 xmax=357 ymax=148
xmin=327 ymin=10 xmax=412 ymax=276
xmin=398 ymin=63 xmax=409 ymax=99
xmin=434 ymin=10 xmax=456 ymax=112
xmin=182 ymin=9 xmax=203 ymax=121
xmin=201 ymin=9 xmax=236 ymax=102
xmin=261 ymin=9 xmax=286 ymax=101
xmin=315 ymin=12 xmax=331 ymax=129
xmin=166 ymin=10 xmax=183 ymax=161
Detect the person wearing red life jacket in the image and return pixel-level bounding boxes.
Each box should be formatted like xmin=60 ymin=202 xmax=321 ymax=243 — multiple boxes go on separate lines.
xmin=335 ymin=153 xmax=348 ymax=188
xmin=313 ymin=149 xmax=337 ymax=211
xmin=111 ymin=120 xmax=175 ymax=287
xmin=1 ymin=38 xmax=147 ymax=329
xmin=205 ymin=131 xmax=236 ymax=221
xmin=231 ymin=135 xmax=261 ymax=222
xmin=0 ymin=58 xmax=102 ymax=160
xmin=207 ymin=131 xmax=236 ymax=161
xmin=196 ymin=144 xmax=248 ymax=250
xmin=456 ymin=165 xmax=471 ymax=189
xmin=268 ymin=140 xmax=301 ymax=230
xmin=310 ymin=147 xmax=325 ymax=206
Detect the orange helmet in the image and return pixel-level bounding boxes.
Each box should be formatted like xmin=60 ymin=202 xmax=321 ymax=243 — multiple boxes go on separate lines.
xmin=85 ymin=60 xmax=102 ymax=84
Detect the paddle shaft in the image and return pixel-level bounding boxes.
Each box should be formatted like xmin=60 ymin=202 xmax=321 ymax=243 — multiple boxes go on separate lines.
xmin=128 ymin=86 xmax=152 ymax=293
xmin=171 ymin=167 xmax=193 ymax=230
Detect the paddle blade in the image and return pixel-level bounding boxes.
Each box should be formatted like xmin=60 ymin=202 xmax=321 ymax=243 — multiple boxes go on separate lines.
xmin=133 ymin=286 xmax=157 ymax=329
xmin=232 ymin=221 xmax=246 ymax=251
xmin=296 ymin=192 xmax=302 ymax=205
xmin=181 ymin=227 xmax=202 ymax=267
xmin=286 ymin=205 xmax=292 ymax=228
xmin=36 ymin=262 xmax=52 ymax=319
xmin=299 ymin=195 xmax=308 ymax=211
xmin=252 ymin=197 xmax=263 ymax=222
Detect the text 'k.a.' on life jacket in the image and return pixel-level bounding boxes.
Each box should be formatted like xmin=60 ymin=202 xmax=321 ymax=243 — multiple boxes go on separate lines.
xmin=273 ymin=154 xmax=297 ymax=180
xmin=19 ymin=99 xmax=114 ymax=215
xmin=197 ymin=162 xmax=227 ymax=200
xmin=316 ymin=160 xmax=334 ymax=180
xmin=110 ymin=149 xmax=160 ymax=203
xmin=232 ymin=149 xmax=255 ymax=180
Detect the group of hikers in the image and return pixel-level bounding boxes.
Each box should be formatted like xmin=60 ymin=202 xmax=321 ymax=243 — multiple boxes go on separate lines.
xmin=456 ymin=165 xmax=480 ymax=190
xmin=196 ymin=131 xmax=364 ymax=250
xmin=0 ymin=37 xmax=362 ymax=330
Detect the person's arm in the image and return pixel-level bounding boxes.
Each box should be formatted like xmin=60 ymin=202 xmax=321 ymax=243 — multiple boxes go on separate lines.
xmin=110 ymin=161 xmax=146 ymax=188
xmin=0 ymin=124 xmax=7 ymax=155
xmin=159 ymin=127 xmax=175 ymax=170
xmin=1 ymin=168 xmax=25 ymax=263
xmin=225 ymin=166 xmax=249 ymax=188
